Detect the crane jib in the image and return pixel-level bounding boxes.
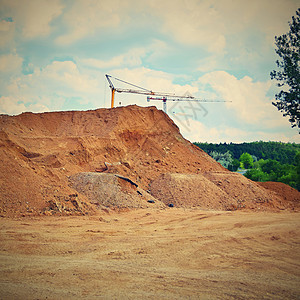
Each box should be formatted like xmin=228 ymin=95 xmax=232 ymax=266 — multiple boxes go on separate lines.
xmin=105 ymin=74 xmax=230 ymax=111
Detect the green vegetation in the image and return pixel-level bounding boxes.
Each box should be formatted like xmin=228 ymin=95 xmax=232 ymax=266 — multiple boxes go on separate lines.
xmin=194 ymin=141 xmax=300 ymax=164
xmin=245 ymin=158 xmax=298 ymax=189
xmin=194 ymin=141 xmax=300 ymax=190
xmin=208 ymin=151 xmax=233 ymax=169
xmin=239 ymin=152 xmax=254 ymax=169
xmin=270 ymin=8 xmax=300 ymax=129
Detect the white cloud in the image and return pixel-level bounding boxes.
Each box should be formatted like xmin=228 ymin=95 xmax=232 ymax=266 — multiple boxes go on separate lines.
xmin=198 ymin=71 xmax=277 ymax=124
xmin=41 ymin=61 xmax=100 ymax=94
xmin=0 ymin=19 xmax=15 ymax=48
xmin=4 ymin=0 xmax=293 ymax=49
xmin=0 ymin=19 xmax=11 ymax=32
xmin=178 ymin=118 xmax=298 ymax=143
xmin=0 ymin=96 xmax=26 ymax=115
xmin=197 ymin=54 xmax=220 ymax=73
xmin=147 ymin=0 xmax=227 ymax=53
xmin=175 ymin=117 xmax=247 ymax=143
xmin=21 ymin=0 xmax=63 ymax=38
xmin=0 ymin=96 xmax=49 ymax=115
xmin=1 ymin=60 xmax=103 ymax=114
xmin=83 ymin=57 xmax=125 ymax=70
xmin=0 ymin=53 xmax=23 ymax=73
xmin=56 ymin=0 xmax=127 ymax=45
xmin=81 ymin=39 xmax=179 ymax=72
xmin=145 ymin=0 xmax=299 ymax=62
xmin=55 ymin=0 xmax=297 ymax=50
xmin=81 ymin=48 xmax=146 ymax=69
xmin=0 ymin=0 xmax=64 ymax=39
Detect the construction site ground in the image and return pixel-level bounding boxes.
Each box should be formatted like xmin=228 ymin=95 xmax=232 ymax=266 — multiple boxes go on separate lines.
xmin=0 ymin=209 xmax=299 ymax=299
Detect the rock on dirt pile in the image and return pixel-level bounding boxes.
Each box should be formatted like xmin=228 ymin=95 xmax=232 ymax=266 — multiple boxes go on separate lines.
xmin=69 ymin=172 xmax=164 ymax=209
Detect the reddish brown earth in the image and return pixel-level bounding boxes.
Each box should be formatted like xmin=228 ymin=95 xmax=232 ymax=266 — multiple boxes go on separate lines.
xmin=0 ymin=105 xmax=298 ymax=217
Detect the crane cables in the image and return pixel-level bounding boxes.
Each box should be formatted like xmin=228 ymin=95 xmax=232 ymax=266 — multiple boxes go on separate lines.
xmin=106 ymin=74 xmax=153 ymax=93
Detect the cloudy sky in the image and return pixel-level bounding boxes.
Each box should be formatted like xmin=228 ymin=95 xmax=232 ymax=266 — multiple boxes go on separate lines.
xmin=0 ymin=0 xmax=299 ymax=143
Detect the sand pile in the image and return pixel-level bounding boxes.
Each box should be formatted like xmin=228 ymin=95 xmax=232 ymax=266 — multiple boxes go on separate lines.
xmin=150 ymin=173 xmax=231 ymax=209
xmin=150 ymin=172 xmax=289 ymax=211
xmin=0 ymin=105 xmax=298 ymax=216
xmin=258 ymin=182 xmax=300 ymax=210
xmin=203 ymin=172 xmax=286 ymax=210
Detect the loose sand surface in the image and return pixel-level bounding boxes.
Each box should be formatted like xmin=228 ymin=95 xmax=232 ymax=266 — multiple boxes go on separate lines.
xmin=0 ymin=209 xmax=299 ymax=299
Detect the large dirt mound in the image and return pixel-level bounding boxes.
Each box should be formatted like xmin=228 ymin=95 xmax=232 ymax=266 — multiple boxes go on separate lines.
xmin=0 ymin=105 xmax=223 ymax=216
xmin=0 ymin=105 xmax=297 ymax=216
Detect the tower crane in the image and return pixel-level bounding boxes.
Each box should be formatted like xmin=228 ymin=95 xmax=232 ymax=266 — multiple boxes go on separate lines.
xmin=105 ymin=74 xmax=229 ymax=113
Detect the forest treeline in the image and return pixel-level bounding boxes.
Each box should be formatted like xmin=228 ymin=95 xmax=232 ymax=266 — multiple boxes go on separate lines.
xmin=194 ymin=141 xmax=299 ymax=164
xmin=194 ymin=141 xmax=300 ymax=190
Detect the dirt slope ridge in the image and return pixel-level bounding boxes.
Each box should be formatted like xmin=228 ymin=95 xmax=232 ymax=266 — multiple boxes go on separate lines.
xmin=0 ymin=105 xmax=298 ymax=216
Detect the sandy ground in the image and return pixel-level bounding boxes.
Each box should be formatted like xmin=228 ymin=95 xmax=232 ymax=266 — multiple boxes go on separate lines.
xmin=0 ymin=209 xmax=299 ymax=299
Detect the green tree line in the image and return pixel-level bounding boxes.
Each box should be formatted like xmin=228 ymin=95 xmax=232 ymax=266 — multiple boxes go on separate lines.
xmin=194 ymin=141 xmax=300 ymax=164
xmin=244 ymin=155 xmax=299 ymax=189
xmin=194 ymin=142 xmax=300 ymax=190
